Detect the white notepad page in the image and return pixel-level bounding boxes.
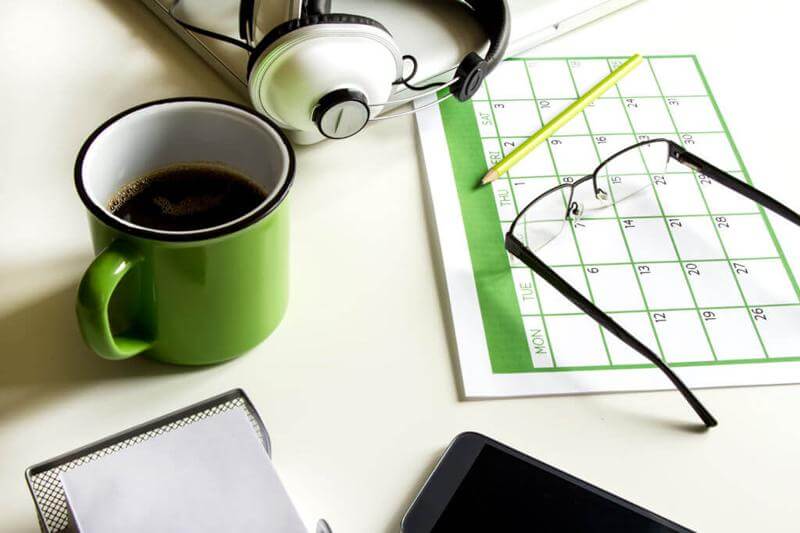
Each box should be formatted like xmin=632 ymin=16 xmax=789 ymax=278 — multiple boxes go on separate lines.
xmin=60 ymin=408 xmax=306 ymax=533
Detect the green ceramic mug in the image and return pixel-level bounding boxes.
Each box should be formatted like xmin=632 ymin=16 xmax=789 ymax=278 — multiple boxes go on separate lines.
xmin=74 ymin=98 xmax=294 ymax=365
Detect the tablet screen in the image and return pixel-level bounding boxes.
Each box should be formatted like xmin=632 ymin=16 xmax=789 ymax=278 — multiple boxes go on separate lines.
xmin=432 ymin=443 xmax=684 ymax=532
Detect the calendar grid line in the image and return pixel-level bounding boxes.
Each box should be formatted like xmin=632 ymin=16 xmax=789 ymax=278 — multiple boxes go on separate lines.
xmin=564 ymin=58 xmax=655 ymax=366
xmin=612 ymin=59 xmax=718 ymax=361
xmin=599 ymin=65 xmax=676 ymax=362
xmin=522 ymin=302 xmax=800 ymax=318
xmin=480 ymin=131 xmax=725 ymax=141
xmin=519 ymin=60 xmax=567 ymax=367
xmin=556 ymin=62 xmax=616 ymax=367
xmin=503 ymin=170 xmax=743 ymax=180
xmin=561 ymin=171 xmax=617 ymax=366
xmin=510 ymin=55 xmax=687 ymax=62
xmin=485 ymin=73 xmax=558 ymax=368
xmin=691 ymin=56 xmax=800 ymax=304
xmin=485 ymin=354 xmax=800 ymax=374
xmin=499 ymin=212 xmax=764 ymax=223
xmin=649 ymin=59 xmax=770 ymax=358
xmin=473 ymin=95 xmax=709 ymax=103
xmin=512 ymin=256 xmax=783 ymax=270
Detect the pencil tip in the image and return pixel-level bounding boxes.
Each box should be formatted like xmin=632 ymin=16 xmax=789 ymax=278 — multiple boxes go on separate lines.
xmin=481 ymin=169 xmax=499 ymax=185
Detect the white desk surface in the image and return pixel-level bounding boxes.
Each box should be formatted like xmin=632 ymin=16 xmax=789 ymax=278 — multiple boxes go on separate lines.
xmin=2 ymin=1 xmax=799 ymax=531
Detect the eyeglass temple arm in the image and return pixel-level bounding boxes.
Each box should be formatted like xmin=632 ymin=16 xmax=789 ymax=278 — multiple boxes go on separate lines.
xmin=505 ymin=235 xmax=718 ymax=428
xmin=674 ymin=148 xmax=800 ymax=227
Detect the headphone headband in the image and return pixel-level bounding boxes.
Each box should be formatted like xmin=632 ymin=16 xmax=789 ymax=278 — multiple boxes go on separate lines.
xmin=453 ymin=0 xmax=511 ymax=100
xmin=172 ymin=0 xmax=511 ymax=140
xmin=239 ymin=0 xmax=510 ymax=100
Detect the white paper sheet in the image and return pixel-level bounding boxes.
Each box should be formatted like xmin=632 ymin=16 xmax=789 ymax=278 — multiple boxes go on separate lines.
xmin=60 ymin=408 xmax=306 ymax=533
xmin=415 ymin=55 xmax=800 ymax=398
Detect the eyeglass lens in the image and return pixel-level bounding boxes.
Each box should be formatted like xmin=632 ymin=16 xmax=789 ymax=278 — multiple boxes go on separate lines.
xmin=512 ymin=140 xmax=673 ymax=253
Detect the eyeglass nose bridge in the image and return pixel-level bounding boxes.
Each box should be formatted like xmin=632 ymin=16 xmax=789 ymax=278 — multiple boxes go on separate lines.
xmin=570 ymin=188 xmax=612 ymax=224
xmin=568 ymin=200 xmax=584 ymax=223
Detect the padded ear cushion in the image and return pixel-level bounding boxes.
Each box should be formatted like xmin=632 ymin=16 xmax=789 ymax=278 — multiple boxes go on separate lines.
xmin=247 ymin=14 xmax=391 ymax=78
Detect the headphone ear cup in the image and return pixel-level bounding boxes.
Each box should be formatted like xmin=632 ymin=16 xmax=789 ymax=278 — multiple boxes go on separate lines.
xmin=247 ymin=14 xmax=403 ymax=140
xmin=247 ymin=14 xmax=394 ymax=78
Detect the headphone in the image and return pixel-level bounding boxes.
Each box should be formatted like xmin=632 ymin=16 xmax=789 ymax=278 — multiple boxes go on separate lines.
xmin=172 ymin=0 xmax=510 ymax=141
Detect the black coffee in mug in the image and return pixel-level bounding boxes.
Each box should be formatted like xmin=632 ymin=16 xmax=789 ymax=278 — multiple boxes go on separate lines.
xmin=109 ymin=162 xmax=268 ymax=231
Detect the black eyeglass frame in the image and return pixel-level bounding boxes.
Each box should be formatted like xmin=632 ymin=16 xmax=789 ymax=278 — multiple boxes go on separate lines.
xmin=505 ymin=138 xmax=800 ymax=428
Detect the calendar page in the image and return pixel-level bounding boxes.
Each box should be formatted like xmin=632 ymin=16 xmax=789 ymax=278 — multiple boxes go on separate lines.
xmin=415 ymin=55 xmax=800 ymax=398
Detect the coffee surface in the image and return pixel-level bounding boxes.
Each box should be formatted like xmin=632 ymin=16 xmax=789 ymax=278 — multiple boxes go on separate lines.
xmin=109 ymin=163 xmax=268 ymax=232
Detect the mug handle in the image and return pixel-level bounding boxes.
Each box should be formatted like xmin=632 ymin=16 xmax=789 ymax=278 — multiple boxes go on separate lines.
xmin=76 ymin=239 xmax=154 ymax=360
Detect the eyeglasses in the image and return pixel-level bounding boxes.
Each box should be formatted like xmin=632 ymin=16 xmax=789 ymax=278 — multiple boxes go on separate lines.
xmin=505 ymin=138 xmax=800 ymax=428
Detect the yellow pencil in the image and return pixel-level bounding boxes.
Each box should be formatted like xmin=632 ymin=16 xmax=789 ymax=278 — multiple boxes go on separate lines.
xmin=481 ymin=53 xmax=643 ymax=185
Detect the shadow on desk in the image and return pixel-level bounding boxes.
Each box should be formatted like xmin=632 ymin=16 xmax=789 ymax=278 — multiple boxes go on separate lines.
xmin=0 ymin=257 xmax=199 ymax=426
xmin=414 ymin=137 xmax=465 ymax=403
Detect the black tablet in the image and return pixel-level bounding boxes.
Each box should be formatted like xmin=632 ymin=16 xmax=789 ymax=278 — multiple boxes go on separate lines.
xmin=402 ymin=432 xmax=693 ymax=532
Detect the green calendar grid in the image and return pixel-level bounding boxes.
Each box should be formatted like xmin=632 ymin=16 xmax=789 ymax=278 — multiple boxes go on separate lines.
xmin=438 ymin=55 xmax=800 ymax=374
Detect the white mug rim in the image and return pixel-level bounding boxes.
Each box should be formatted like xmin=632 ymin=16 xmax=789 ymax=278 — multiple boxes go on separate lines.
xmin=74 ymin=97 xmax=295 ymax=242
